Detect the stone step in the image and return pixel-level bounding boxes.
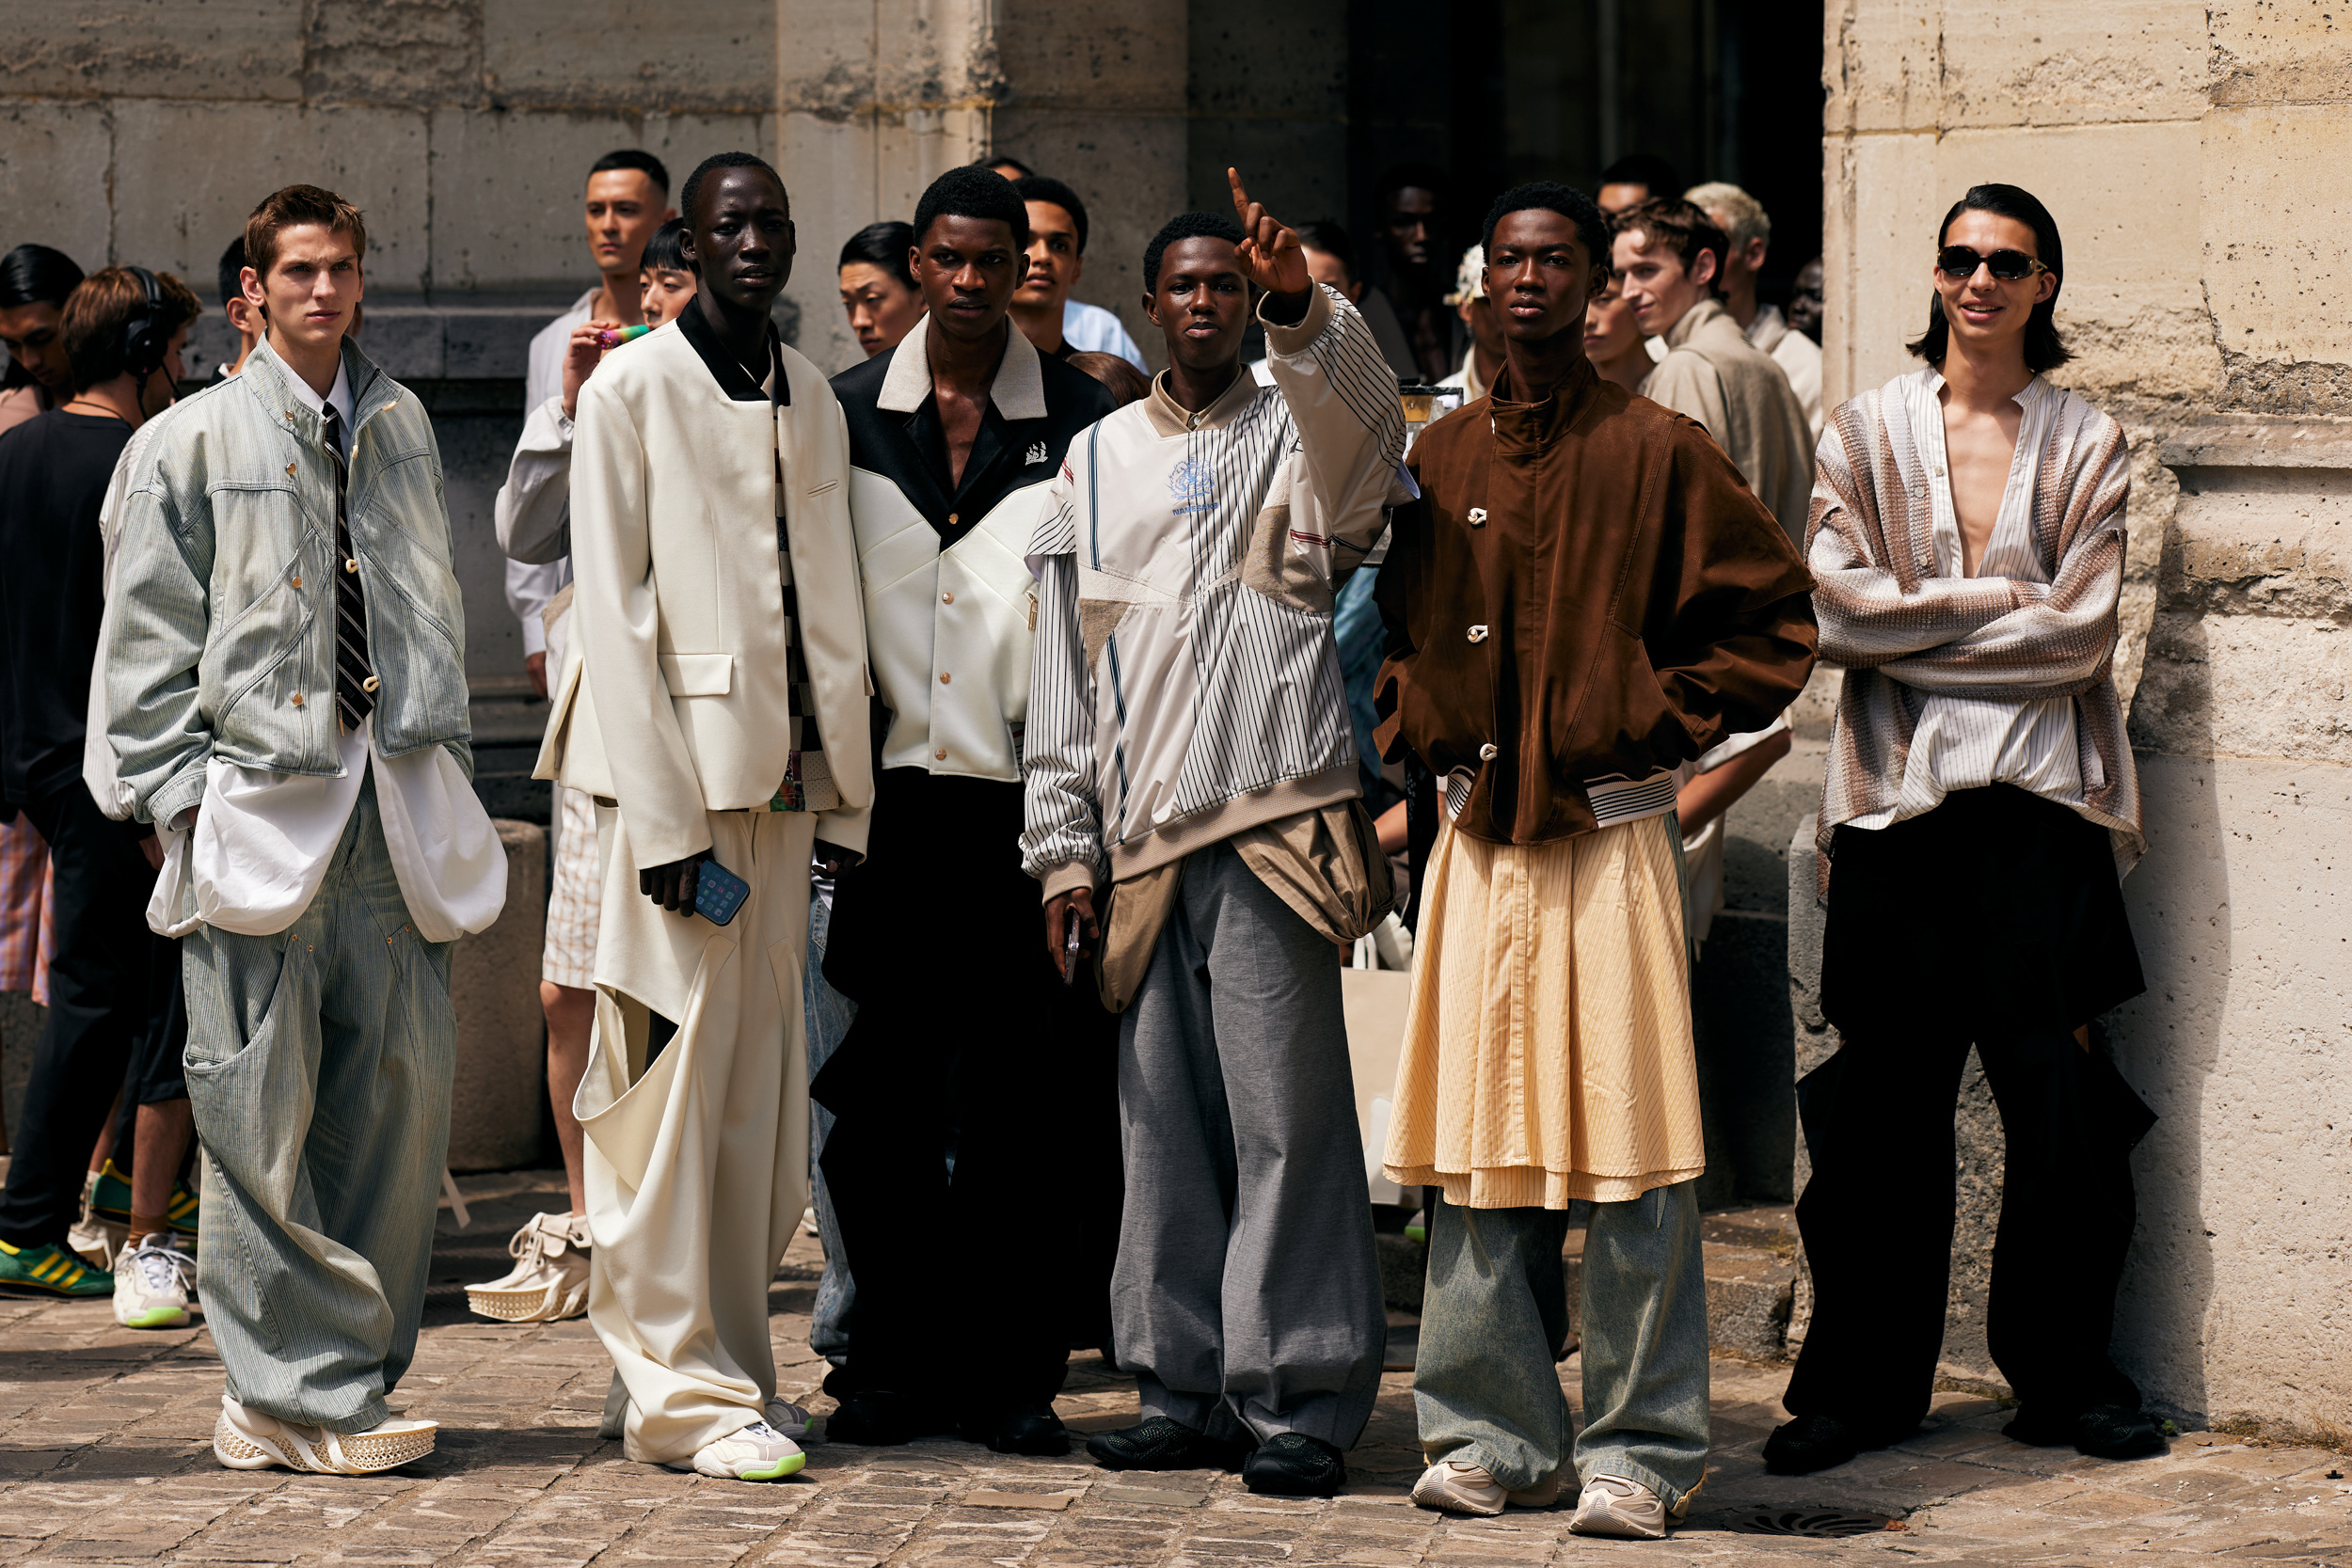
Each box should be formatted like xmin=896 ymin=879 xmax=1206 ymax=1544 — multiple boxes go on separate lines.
xmin=1376 ymin=1202 xmax=1799 ymax=1366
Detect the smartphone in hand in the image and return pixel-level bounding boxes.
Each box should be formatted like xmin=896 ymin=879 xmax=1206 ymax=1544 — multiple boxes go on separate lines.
xmin=694 ymin=861 xmax=752 ymax=927
xmin=1062 ymin=908 xmax=1082 ymax=986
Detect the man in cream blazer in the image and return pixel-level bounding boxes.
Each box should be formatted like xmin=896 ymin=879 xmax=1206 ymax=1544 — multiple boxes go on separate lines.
xmin=534 ymin=152 xmax=873 ymax=1481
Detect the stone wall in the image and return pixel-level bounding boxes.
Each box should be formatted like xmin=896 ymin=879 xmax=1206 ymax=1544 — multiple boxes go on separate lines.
xmin=1824 ymin=1 xmax=2352 ymax=1439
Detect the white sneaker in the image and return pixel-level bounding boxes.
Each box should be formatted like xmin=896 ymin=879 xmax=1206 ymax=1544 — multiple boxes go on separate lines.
xmin=765 ymin=1397 xmax=822 ymax=1446
xmin=683 ymin=1419 xmax=804 ymax=1481
xmin=113 ymin=1235 xmax=197 ymax=1329
xmin=801 ymin=1205 xmax=819 ymax=1238
xmin=465 ymin=1212 xmax=592 ymax=1323
xmin=213 ymin=1395 xmax=437 ymax=1474
xmin=1568 ymin=1473 xmax=1670 ymax=1539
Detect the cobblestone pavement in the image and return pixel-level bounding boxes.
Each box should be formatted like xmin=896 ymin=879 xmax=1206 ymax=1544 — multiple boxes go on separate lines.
xmin=3 ymin=1173 xmax=2346 ymax=1567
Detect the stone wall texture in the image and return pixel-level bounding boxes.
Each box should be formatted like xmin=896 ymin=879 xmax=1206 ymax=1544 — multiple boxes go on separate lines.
xmin=1827 ymin=0 xmax=2352 ymax=1440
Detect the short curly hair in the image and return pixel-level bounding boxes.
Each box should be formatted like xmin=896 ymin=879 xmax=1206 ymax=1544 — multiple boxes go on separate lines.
xmin=1143 ymin=212 xmax=1246 ymax=292
xmin=914 ymin=166 xmax=1029 ymax=251
xmin=1480 ymin=182 xmax=1608 ymax=261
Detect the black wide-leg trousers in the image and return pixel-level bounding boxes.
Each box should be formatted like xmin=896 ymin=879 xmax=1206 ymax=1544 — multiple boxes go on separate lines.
xmin=1782 ymin=1023 xmax=2153 ymax=1435
xmin=814 ymin=768 xmax=1120 ymax=1420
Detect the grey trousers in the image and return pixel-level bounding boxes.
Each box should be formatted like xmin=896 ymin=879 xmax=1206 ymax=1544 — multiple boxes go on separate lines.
xmin=1415 ymin=1185 xmax=1711 ymax=1511
xmin=1114 ymin=840 xmax=1386 ymax=1449
xmin=182 ymin=777 xmax=454 ymax=1435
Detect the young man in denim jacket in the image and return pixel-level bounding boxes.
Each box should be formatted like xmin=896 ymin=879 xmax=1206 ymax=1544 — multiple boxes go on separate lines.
xmin=104 ymin=185 xmax=505 ymax=1476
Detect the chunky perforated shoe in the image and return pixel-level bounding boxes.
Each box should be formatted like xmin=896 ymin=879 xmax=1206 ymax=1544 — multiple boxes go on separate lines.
xmin=213 ymin=1395 xmax=437 ymax=1474
xmin=465 ymin=1212 xmax=592 ymax=1323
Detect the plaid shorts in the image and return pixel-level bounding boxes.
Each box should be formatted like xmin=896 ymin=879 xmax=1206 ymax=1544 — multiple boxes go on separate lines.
xmin=542 ymin=785 xmax=601 ymax=990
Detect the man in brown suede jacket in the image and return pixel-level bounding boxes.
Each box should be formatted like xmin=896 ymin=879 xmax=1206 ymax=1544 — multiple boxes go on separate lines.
xmin=1375 ymin=182 xmax=1815 ymax=1540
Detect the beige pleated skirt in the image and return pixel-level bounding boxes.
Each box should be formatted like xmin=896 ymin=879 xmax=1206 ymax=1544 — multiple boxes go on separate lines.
xmin=1382 ymin=814 xmax=1703 ymax=1208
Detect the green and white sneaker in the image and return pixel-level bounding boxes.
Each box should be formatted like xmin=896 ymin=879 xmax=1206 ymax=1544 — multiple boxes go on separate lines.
xmin=114 ymin=1235 xmax=197 ymax=1328
xmin=681 ymin=1419 xmax=805 ymax=1481
xmin=89 ymin=1159 xmax=200 ymax=1246
xmin=0 ymin=1238 xmax=114 ymax=1298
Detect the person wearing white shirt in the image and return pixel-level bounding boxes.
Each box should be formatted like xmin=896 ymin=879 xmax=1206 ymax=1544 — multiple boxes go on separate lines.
xmin=106 ymin=186 xmax=504 ymax=1477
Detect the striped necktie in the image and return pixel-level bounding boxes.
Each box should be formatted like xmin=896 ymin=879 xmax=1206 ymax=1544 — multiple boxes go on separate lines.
xmin=321 ymin=404 xmax=374 ymax=730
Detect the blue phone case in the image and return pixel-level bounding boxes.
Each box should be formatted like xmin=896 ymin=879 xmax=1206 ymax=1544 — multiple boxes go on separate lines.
xmin=693 ymin=861 xmax=750 ymax=926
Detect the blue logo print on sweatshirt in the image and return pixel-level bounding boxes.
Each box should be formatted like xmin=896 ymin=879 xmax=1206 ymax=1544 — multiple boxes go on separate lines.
xmin=1169 ymin=454 xmax=1214 ymax=515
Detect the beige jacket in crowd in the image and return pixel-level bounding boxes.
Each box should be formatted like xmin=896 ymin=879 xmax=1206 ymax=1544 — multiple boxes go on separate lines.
xmin=1642 ymin=296 xmax=1816 ymax=539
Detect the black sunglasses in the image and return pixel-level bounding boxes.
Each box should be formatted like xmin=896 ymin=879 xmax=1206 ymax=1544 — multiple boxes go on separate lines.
xmin=1935 ymin=245 xmax=2050 ymax=282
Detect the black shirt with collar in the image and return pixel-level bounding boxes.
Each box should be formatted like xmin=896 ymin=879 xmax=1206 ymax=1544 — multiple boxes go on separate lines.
xmin=830 ymin=323 xmax=1115 ymax=554
xmin=676 ymin=297 xmax=791 ymax=407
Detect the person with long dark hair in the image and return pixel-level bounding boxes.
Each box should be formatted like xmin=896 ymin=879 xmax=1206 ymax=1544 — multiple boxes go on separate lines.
xmin=1766 ymin=182 xmax=2162 ymax=1475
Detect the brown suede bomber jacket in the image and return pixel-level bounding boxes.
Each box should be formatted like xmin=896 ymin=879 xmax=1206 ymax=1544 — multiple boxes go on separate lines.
xmin=1375 ymin=358 xmax=1819 ymax=846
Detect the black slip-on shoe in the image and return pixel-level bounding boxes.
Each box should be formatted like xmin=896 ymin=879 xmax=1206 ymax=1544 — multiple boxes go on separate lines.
xmin=824 ymin=1390 xmax=951 ymax=1446
xmin=1086 ymin=1416 xmax=1247 ymax=1472
xmin=2067 ymin=1404 xmax=2168 ymax=1460
xmin=1764 ymin=1413 xmax=1905 ymax=1475
xmin=1244 ymin=1433 xmax=1347 ymax=1497
xmin=961 ymin=1402 xmax=1070 ymax=1456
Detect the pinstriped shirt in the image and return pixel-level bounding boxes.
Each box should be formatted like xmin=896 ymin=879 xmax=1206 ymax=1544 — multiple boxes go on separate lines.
xmin=1809 ymin=368 xmax=2143 ymax=886
xmin=1021 ymin=284 xmax=1406 ymax=896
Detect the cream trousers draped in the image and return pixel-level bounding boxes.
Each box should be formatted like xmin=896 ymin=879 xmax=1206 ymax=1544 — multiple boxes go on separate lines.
xmin=580 ymin=804 xmax=814 ymax=1464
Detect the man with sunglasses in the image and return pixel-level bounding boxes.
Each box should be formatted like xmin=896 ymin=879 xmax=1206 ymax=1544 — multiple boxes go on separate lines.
xmin=1767 ymin=183 xmax=2160 ymax=1476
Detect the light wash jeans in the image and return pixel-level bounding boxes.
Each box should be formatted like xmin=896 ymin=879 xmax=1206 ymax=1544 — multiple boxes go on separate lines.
xmin=1415 ymin=1183 xmax=1710 ymax=1511
xmin=181 ymin=774 xmax=454 ymax=1435
xmin=804 ymin=887 xmax=857 ymax=1365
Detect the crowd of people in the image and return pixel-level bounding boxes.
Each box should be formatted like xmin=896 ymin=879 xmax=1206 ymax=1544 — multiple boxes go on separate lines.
xmin=0 ymin=135 xmax=2162 ymax=1539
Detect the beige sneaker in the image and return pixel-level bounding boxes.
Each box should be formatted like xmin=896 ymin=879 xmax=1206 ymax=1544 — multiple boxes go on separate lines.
xmin=465 ymin=1212 xmax=592 ymax=1323
xmin=213 ymin=1395 xmax=437 ymax=1474
xmin=1412 ymin=1460 xmax=1505 ymax=1515
xmin=1568 ymin=1473 xmax=1669 ymax=1539
xmin=1411 ymin=1459 xmax=1567 ymax=1515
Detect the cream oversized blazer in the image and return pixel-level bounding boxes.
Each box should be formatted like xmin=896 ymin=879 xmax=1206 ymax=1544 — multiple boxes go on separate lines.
xmin=534 ymin=320 xmax=875 ymax=871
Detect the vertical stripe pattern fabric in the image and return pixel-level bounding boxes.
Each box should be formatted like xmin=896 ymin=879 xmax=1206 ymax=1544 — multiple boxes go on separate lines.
xmin=322 ymin=406 xmax=374 ymax=732
xmin=1806 ymin=369 xmax=2142 ymax=891
xmin=1382 ymin=814 xmax=1703 ymax=1208
xmin=1021 ymin=284 xmax=1406 ymax=890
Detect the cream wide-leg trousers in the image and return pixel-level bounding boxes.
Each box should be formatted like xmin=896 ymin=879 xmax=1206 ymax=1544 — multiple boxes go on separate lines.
xmin=580 ymin=804 xmax=815 ymax=1465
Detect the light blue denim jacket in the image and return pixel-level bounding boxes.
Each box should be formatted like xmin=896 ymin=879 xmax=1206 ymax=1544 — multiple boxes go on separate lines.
xmin=105 ymin=337 xmax=471 ymax=828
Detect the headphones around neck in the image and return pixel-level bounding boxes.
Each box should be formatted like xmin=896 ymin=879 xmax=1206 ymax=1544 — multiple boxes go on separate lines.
xmin=120 ymin=266 xmax=167 ymax=384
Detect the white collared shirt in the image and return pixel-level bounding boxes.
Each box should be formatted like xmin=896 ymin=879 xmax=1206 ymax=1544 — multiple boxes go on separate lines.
xmin=279 ymin=355 xmax=356 ymax=457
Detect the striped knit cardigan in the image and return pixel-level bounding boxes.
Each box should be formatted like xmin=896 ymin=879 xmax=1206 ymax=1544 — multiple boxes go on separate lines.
xmin=1807 ymin=369 xmax=2144 ymax=896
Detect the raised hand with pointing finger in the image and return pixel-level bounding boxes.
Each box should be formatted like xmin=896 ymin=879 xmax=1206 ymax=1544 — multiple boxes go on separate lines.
xmin=1227 ymin=166 xmax=1313 ymax=315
